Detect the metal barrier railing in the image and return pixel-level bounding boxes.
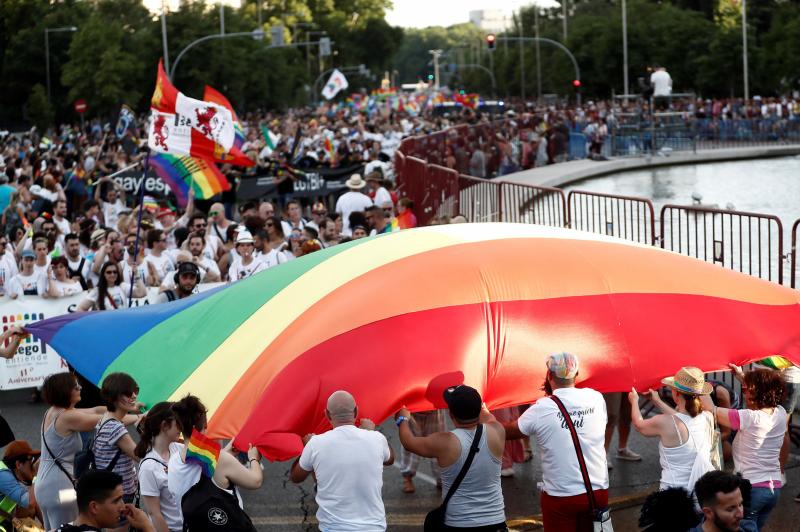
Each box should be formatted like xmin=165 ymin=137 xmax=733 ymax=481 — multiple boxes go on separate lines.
xmin=567 ymin=190 xmax=656 ymax=244
xmin=502 ymin=182 xmax=567 ymax=227
xmin=426 ymin=164 xmax=460 ymax=219
xmin=659 ymin=205 xmax=784 ymax=284
xmin=458 ymin=175 xmax=501 ymax=222
xmin=792 ymin=218 xmax=800 ymax=289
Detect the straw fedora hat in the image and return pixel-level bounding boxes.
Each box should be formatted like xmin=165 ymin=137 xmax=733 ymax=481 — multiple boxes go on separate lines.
xmin=345 ymin=174 xmax=367 ymax=190
xmin=661 ymin=367 xmax=713 ymax=395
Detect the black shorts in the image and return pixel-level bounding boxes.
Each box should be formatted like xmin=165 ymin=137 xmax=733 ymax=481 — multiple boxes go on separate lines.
xmin=442 ymin=523 xmax=508 ymax=531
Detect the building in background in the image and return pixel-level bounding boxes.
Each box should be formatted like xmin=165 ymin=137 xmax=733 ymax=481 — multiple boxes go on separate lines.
xmin=469 ymin=9 xmax=511 ymax=33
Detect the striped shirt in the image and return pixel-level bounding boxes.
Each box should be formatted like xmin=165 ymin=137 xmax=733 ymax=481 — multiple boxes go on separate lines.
xmin=94 ymin=418 xmax=136 ymax=495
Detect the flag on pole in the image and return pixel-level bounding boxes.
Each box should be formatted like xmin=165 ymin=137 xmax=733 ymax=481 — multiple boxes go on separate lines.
xmin=149 ymin=60 xmax=235 ymax=155
xmin=200 ymin=85 xmax=254 ymax=167
xmin=203 ymin=85 xmax=244 ymax=150
xmin=321 ymin=69 xmax=349 ymax=100
xmin=150 ymin=152 xmax=230 ymax=207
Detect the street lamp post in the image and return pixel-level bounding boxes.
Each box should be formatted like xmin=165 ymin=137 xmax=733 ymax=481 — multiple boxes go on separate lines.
xmin=742 ymin=0 xmax=749 ymax=100
xmin=160 ymin=0 xmax=170 ymax=74
xmin=622 ymin=0 xmax=629 ymax=96
xmin=429 ymin=49 xmax=443 ymax=90
xmin=45 ymin=26 xmax=78 ymax=103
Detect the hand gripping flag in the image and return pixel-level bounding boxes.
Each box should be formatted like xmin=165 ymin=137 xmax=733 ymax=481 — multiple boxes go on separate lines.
xmin=148 ymin=60 xmax=235 ymax=156
xmin=321 ymin=69 xmax=349 ymax=100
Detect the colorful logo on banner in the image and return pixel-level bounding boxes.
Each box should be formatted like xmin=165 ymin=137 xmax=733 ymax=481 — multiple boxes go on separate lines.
xmin=1 ymin=311 xmax=67 ymax=389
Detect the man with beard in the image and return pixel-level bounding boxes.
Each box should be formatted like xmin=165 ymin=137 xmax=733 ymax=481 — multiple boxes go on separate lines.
xmin=186 ymin=233 xmax=220 ymax=282
xmin=502 ymin=353 xmax=608 ymax=530
xmin=155 ymin=262 xmax=200 ymax=303
xmin=691 ymin=471 xmax=757 ymax=532
xmin=64 ymin=233 xmax=91 ymax=289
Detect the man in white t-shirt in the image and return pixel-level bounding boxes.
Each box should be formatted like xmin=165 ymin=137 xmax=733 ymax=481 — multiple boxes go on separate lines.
xmin=186 ymin=234 xmax=220 ymax=282
xmin=650 ymin=65 xmax=672 ymax=110
xmin=0 ymin=234 xmax=18 ymax=297
xmin=52 ymin=199 xmax=72 ymax=236
xmin=95 ymin=176 xmax=126 ymax=230
xmin=503 ymin=352 xmax=609 ymax=530
xmin=144 ymin=229 xmax=175 ymax=285
xmin=335 ymin=174 xmax=373 ymax=236
xmin=280 ymin=199 xmax=308 ymax=236
xmin=291 ymin=390 xmax=394 ymax=531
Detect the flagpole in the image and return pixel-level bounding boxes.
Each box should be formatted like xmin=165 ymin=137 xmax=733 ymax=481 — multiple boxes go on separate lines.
xmin=128 ymin=153 xmax=150 ymax=307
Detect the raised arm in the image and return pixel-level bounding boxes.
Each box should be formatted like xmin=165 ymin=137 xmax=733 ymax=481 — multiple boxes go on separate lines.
xmin=629 ymin=388 xmax=667 ymax=437
xmin=0 ymin=326 xmax=25 ymax=359
xmin=395 ymin=407 xmax=452 ymax=459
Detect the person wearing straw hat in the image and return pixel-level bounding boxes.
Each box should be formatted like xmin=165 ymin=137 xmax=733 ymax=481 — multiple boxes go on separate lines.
xmin=335 ymin=174 xmax=373 ymax=237
xmin=629 ymin=367 xmax=716 ymax=493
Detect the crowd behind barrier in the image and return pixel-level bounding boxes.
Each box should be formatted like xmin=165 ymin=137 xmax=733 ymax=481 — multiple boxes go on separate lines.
xmin=0 ymin=94 xmax=799 ymax=531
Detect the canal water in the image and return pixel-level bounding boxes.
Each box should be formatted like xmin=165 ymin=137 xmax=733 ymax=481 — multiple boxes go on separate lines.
xmin=562 ymin=155 xmax=800 ymax=285
xmin=562 ymin=155 xmax=800 ymax=232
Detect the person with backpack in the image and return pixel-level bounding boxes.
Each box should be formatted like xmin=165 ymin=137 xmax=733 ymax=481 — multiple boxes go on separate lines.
xmin=135 ymin=402 xmax=182 ymax=532
xmin=167 ymin=395 xmax=262 ymax=531
xmin=91 ymin=373 xmax=145 ymax=522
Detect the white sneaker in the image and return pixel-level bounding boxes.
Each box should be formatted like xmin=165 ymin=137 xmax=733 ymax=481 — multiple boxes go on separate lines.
xmin=616 ymin=447 xmax=642 ymax=461
xmin=500 ymin=468 xmax=515 ymax=477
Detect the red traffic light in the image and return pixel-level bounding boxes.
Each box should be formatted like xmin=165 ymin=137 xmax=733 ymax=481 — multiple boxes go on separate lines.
xmin=572 ymin=79 xmax=581 ymax=88
xmin=486 ymin=34 xmax=496 ymax=50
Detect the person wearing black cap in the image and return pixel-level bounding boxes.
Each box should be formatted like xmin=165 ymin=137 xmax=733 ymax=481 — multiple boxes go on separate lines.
xmin=396 ymin=385 xmax=507 ymax=531
xmin=155 ymin=262 xmax=200 ymax=304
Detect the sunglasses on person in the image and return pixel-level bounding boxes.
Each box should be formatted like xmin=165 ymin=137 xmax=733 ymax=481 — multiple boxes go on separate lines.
xmin=105 ymin=270 xmax=119 ymax=275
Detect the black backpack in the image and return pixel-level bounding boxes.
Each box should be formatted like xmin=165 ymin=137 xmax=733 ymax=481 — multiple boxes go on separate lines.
xmin=74 ymin=419 xmax=123 ymax=480
xmin=181 ymin=474 xmax=257 ymax=532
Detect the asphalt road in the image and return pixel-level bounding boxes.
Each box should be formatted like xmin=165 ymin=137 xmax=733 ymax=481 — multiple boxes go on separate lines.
xmin=2 ymin=388 xmax=797 ymax=531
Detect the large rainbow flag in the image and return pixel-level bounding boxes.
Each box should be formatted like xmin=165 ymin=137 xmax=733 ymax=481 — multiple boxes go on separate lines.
xmin=27 ymin=224 xmax=800 ymax=461
xmin=150 ymin=152 xmax=230 ymax=206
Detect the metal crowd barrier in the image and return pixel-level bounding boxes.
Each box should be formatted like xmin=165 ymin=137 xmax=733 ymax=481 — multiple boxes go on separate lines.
xmin=502 ymin=183 xmax=567 ymax=227
xmin=659 ymin=205 xmax=784 ymax=284
xmin=458 ymin=175 xmax=501 ymax=222
xmin=567 ymin=190 xmax=656 ymax=245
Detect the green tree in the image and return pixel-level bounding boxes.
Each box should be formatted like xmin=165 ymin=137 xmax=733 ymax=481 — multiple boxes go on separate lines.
xmin=61 ymin=14 xmax=144 ymax=116
xmin=26 ymin=84 xmax=54 ymax=132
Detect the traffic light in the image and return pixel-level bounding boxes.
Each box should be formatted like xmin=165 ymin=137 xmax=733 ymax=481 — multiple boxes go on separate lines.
xmin=427 ymin=74 xmax=434 ymax=81
xmin=486 ymin=34 xmax=496 ymax=51
xmin=573 ymin=79 xmax=581 ymax=88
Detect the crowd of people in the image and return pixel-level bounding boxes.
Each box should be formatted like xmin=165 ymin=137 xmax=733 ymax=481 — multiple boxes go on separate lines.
xmin=0 ymin=353 xmax=796 ymax=531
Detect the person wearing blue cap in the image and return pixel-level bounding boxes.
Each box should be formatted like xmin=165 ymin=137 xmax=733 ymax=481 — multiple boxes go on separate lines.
xmin=503 ymin=352 xmax=610 ymax=531
xmin=6 ymin=249 xmax=46 ymax=299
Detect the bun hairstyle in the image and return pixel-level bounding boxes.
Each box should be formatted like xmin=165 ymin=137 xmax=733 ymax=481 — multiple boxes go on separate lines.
xmin=134 ymin=401 xmax=175 ymax=458
xmin=171 ymin=395 xmax=208 ymax=440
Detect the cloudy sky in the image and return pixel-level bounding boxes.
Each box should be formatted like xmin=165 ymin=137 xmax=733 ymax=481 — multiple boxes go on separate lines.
xmin=386 ymin=1 xmax=543 ymax=29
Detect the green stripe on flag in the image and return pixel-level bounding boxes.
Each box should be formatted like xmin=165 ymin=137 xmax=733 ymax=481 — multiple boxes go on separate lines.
xmin=261 ymin=125 xmax=275 ymax=150
xmin=101 ymin=237 xmax=370 ymax=404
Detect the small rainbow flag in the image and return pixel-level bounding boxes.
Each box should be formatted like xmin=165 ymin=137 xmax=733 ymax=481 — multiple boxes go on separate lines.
xmin=759 ymin=356 xmax=795 ymax=371
xmin=324 ymin=137 xmax=336 ymax=164
xmin=185 ymin=428 xmax=221 ymax=477
xmin=150 ymin=153 xmax=230 ymax=207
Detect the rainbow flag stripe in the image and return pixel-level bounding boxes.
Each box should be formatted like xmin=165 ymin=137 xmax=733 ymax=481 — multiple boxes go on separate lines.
xmin=186 ymin=429 xmax=220 ymax=477
xmin=150 ymin=153 xmax=230 ymax=206
xmin=27 ymin=224 xmax=800 ymax=461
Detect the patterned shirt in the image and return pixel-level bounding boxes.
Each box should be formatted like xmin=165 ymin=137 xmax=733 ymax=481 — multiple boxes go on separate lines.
xmin=93 ymin=418 xmax=136 ymax=495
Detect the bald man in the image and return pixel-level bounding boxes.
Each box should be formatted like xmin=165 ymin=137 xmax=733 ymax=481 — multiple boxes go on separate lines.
xmin=208 ymin=202 xmax=233 ymax=243
xmin=291 ymin=390 xmax=394 ymax=531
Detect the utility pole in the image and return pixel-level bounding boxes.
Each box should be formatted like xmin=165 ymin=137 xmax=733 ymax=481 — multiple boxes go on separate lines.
xmin=519 ymin=13 xmax=525 ymax=100
xmin=220 ymin=3 xmax=225 ymax=35
xmin=622 ymin=0 xmax=629 ymax=96
xmin=429 ymin=49 xmax=443 ymax=90
xmin=161 ymin=0 xmax=170 ymax=74
xmin=562 ymin=0 xmax=568 ymax=41
xmin=535 ymin=8 xmax=542 ymax=99
xmin=742 ymin=0 xmax=749 ymax=100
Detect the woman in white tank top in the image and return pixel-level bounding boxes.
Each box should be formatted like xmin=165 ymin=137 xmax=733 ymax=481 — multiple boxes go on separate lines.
xmin=628 ymin=367 xmax=715 ymax=492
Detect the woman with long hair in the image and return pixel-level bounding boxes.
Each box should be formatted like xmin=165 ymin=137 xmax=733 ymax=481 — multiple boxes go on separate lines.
xmin=167 ymin=395 xmax=263 ymax=514
xmin=629 ymin=367 xmax=715 ymax=492
xmin=702 ymin=365 xmax=787 ymax=529
xmin=77 ymin=261 xmax=145 ymax=311
xmin=135 ymin=402 xmax=183 ymax=532
xmin=264 ymin=215 xmax=288 ymax=251
xmin=34 ymin=373 xmax=107 ymax=530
